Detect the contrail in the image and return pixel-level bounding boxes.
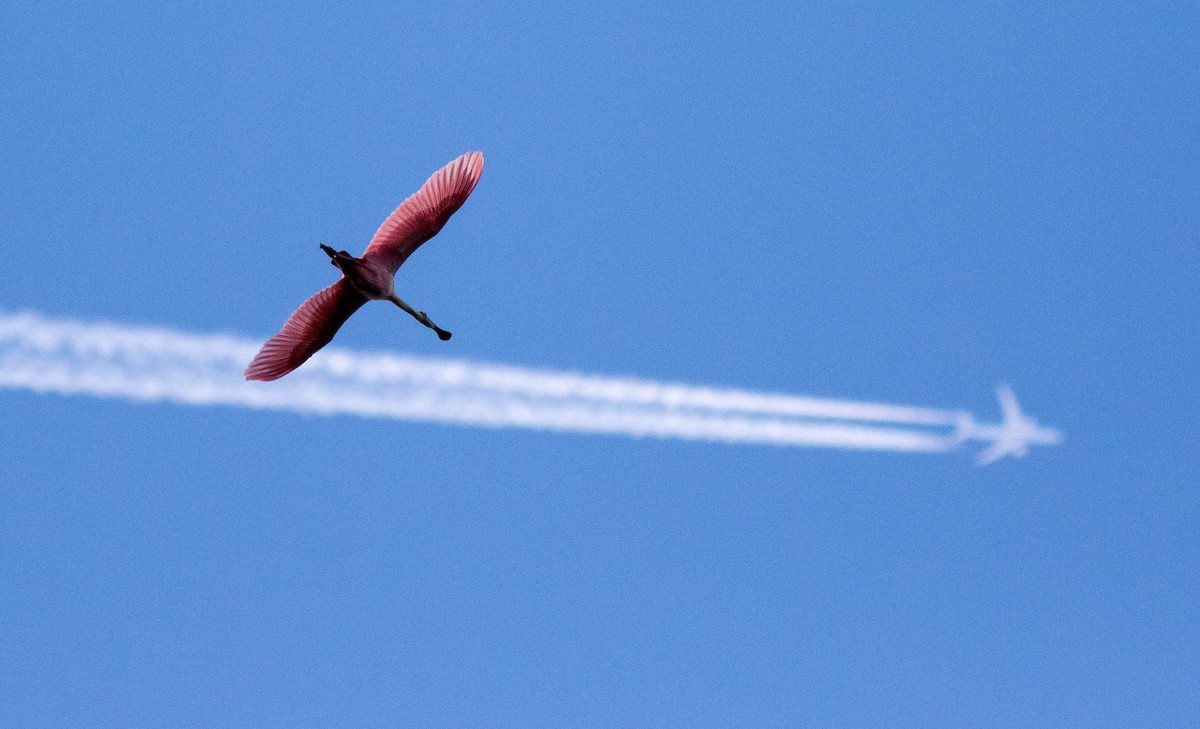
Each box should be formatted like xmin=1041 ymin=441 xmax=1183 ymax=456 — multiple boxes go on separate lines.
xmin=0 ymin=311 xmax=1061 ymax=462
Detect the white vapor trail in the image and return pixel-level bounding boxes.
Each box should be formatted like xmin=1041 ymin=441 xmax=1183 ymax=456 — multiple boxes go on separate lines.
xmin=0 ymin=311 xmax=1061 ymax=460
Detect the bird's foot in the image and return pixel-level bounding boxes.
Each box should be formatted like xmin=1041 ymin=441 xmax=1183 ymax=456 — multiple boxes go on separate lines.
xmin=418 ymin=311 xmax=452 ymax=341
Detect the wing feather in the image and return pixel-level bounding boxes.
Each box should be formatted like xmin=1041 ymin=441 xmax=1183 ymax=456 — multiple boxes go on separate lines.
xmin=244 ymin=278 xmax=367 ymax=381
xmin=362 ymin=151 xmax=484 ymax=274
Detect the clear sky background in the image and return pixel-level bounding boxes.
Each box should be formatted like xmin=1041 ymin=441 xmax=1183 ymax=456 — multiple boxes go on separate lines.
xmin=2 ymin=2 xmax=1197 ymax=726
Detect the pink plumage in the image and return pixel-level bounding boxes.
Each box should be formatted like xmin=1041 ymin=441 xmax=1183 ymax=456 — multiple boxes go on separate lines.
xmin=245 ymin=151 xmax=484 ymax=381
xmin=243 ymin=279 xmax=367 ymax=381
xmin=363 ymin=151 xmax=485 ymax=274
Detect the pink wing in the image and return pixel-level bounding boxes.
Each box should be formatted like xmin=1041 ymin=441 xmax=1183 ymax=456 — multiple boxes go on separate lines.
xmin=244 ymin=278 xmax=368 ymax=381
xmin=362 ymin=151 xmax=484 ymax=274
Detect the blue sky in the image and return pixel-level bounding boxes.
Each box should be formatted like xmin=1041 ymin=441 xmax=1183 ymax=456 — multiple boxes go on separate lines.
xmin=2 ymin=2 xmax=1197 ymax=726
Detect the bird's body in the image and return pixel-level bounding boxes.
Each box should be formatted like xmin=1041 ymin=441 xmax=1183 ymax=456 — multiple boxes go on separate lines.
xmin=324 ymin=245 xmax=396 ymax=300
xmin=245 ymin=151 xmax=484 ymax=381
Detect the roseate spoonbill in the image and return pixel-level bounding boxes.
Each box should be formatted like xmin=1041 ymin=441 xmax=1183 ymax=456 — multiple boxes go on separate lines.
xmin=245 ymin=151 xmax=484 ymax=381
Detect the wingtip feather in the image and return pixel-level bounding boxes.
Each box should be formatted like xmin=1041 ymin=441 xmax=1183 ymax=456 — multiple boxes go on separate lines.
xmin=361 ymin=151 xmax=486 ymax=271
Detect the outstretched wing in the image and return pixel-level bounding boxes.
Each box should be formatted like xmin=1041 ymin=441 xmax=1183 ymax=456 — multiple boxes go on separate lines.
xmin=244 ymin=278 xmax=368 ymax=381
xmin=361 ymin=151 xmax=484 ymax=274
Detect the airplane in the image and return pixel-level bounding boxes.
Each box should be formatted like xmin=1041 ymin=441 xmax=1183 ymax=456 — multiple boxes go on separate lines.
xmin=970 ymin=384 xmax=1063 ymax=466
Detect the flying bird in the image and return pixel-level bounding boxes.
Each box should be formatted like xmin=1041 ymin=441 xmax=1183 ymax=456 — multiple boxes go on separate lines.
xmin=245 ymin=151 xmax=484 ymax=381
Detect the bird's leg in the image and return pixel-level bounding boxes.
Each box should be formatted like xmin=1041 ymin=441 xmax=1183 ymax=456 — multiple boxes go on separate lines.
xmin=388 ymin=293 xmax=452 ymax=341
